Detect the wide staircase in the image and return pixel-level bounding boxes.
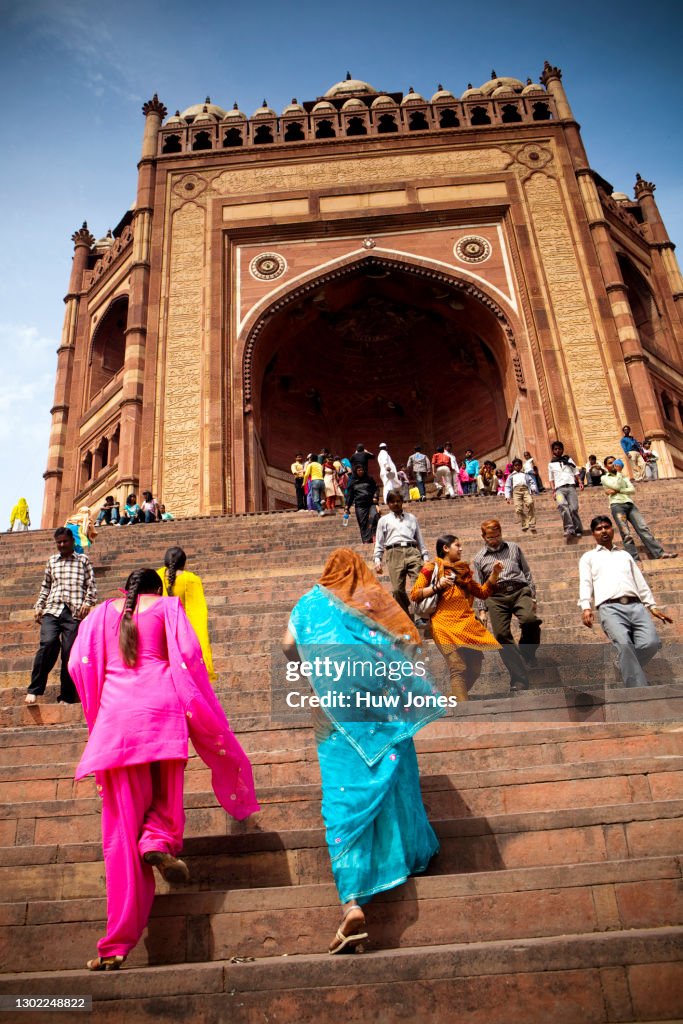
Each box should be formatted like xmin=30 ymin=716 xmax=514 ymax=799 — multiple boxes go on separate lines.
xmin=0 ymin=482 xmax=682 ymax=1022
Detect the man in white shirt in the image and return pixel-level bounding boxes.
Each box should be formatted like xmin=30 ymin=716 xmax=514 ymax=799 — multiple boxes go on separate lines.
xmin=548 ymin=440 xmax=584 ymax=540
xmin=504 ymin=457 xmax=537 ymax=532
xmin=374 ymin=490 xmax=429 ymax=616
xmin=579 ymin=515 xmax=672 ymax=687
xmin=377 ymin=442 xmax=399 ymax=504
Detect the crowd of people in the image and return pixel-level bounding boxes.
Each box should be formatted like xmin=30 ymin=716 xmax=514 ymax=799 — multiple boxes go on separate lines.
xmin=11 ymin=420 xmax=678 ymax=964
xmin=290 ymin=425 xmax=669 ymax=552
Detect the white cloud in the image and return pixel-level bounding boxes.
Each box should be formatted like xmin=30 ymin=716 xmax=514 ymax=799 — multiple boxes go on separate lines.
xmin=8 ymin=1 xmax=143 ymax=104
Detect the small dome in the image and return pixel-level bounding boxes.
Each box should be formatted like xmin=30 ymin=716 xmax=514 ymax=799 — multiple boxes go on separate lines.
xmin=342 ymin=97 xmax=366 ymax=110
xmin=94 ymin=230 xmax=114 ymax=249
xmin=223 ymin=103 xmax=246 ymax=121
xmin=325 ymin=74 xmax=377 ymax=98
xmin=461 ymin=83 xmax=483 ymax=100
xmin=431 ymin=85 xmax=456 ymax=102
xmin=180 ymin=97 xmax=226 ymax=121
xmin=165 ymin=110 xmax=184 ymax=126
xmin=252 ymin=100 xmax=276 ymax=119
xmin=312 ymin=100 xmax=335 ymax=113
xmin=492 ymin=84 xmax=516 ymax=98
xmin=611 ymin=191 xmax=629 ymax=202
xmin=371 ymin=94 xmax=397 ymax=109
xmin=401 ymin=87 xmax=425 ymax=105
xmin=522 ymin=82 xmax=545 ymax=96
xmin=193 ymin=105 xmax=217 ymax=125
xmin=282 ymin=98 xmax=305 ymax=115
xmin=479 ymin=75 xmax=524 ymax=97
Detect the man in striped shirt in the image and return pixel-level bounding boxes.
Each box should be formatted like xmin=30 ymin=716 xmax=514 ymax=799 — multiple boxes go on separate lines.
xmin=25 ymin=527 xmax=97 ymax=707
xmin=473 ymin=519 xmax=542 ymax=692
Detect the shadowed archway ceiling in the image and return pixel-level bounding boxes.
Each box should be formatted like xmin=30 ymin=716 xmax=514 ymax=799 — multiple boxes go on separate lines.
xmin=252 ymin=265 xmax=513 ymax=470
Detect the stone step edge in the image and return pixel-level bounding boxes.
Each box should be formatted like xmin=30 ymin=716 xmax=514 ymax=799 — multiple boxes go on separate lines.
xmin=1 ymin=712 xmax=680 ymax=748
xmin=0 ymin=926 xmax=680 ymax=999
xmin=3 ymin=854 xmax=681 ymax=926
xmin=2 ymin=751 xmax=680 ymax=804
xmin=2 ymin=794 xmax=681 ymax=865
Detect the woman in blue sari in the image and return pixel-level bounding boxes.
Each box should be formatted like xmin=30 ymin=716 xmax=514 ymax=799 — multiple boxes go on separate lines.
xmin=283 ymin=548 xmax=446 ymax=954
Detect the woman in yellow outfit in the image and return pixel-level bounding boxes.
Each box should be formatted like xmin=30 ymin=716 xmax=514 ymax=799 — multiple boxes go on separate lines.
xmin=157 ymin=547 xmax=217 ymax=681
xmin=410 ymin=534 xmax=502 ymax=701
xmin=9 ymin=498 xmax=31 ymax=531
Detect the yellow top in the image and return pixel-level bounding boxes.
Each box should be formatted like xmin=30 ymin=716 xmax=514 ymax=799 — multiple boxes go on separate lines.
xmin=304 ymin=461 xmax=323 ymax=482
xmin=156 ymin=568 xmax=217 ymax=681
xmin=10 ymin=498 xmax=30 ymax=528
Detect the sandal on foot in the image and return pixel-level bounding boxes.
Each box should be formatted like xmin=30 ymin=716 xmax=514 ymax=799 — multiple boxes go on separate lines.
xmin=329 ymin=907 xmax=368 ymax=955
xmin=143 ymin=850 xmax=190 ymax=883
xmin=24 ymin=694 xmax=37 ymax=705
xmin=86 ymin=955 xmax=125 ymax=971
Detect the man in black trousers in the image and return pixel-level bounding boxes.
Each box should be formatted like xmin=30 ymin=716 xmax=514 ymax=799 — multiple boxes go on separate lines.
xmin=25 ymin=527 xmax=97 ymax=707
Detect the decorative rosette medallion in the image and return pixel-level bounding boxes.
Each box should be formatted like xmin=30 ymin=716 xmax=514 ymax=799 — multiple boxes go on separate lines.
xmin=454 ymin=235 xmax=492 ymax=264
xmin=249 ymin=252 xmax=287 ymax=281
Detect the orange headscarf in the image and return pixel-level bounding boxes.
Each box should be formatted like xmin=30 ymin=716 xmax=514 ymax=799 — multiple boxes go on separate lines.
xmin=318 ymin=547 xmax=420 ymax=644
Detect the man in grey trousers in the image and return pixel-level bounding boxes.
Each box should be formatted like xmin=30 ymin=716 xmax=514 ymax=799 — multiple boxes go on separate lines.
xmin=579 ymin=515 xmax=672 ymax=687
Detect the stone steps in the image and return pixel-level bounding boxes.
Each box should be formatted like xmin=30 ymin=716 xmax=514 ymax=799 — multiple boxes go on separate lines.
xmin=0 ymin=488 xmax=681 ymax=1019
xmin=1 ymin=852 xmax=682 ymax=974
xmin=0 ymin=928 xmax=680 ymax=1024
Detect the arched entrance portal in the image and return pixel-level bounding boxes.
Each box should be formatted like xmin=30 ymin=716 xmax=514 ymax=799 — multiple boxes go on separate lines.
xmin=242 ymin=258 xmax=525 ymax=510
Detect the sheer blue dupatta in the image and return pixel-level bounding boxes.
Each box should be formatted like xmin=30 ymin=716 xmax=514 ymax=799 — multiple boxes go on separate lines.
xmin=288 ymin=585 xmax=446 ymax=765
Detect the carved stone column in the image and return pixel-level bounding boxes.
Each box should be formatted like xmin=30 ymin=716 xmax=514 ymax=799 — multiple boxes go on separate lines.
xmin=575 ymin=169 xmax=673 ymax=474
xmin=635 ymin=174 xmax=683 ymax=326
xmin=41 ymin=222 xmax=94 ymax=526
xmin=117 ymin=94 xmax=167 ymax=496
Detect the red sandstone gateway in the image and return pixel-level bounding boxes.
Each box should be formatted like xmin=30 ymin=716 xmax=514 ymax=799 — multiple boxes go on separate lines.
xmin=42 ymin=65 xmax=682 ymax=527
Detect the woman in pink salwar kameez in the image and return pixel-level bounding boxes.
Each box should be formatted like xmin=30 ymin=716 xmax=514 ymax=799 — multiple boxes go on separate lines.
xmin=69 ymin=568 xmax=259 ymax=971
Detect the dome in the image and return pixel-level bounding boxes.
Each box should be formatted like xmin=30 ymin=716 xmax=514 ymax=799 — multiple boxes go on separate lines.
xmin=180 ymin=97 xmax=226 ymax=121
xmin=460 ymin=84 xmax=483 ymax=100
xmin=312 ymin=100 xmax=335 ymax=113
xmin=325 ymin=75 xmax=378 ymax=98
xmin=342 ymin=97 xmax=366 ymax=110
xmin=479 ymin=75 xmax=524 ymax=97
xmin=611 ymin=191 xmax=629 ymax=202
xmin=165 ymin=110 xmax=184 ymax=126
xmin=431 ymin=85 xmax=456 ymax=102
xmin=401 ymin=87 xmax=425 ymax=105
xmin=94 ymin=230 xmax=114 ymax=249
xmin=492 ymin=84 xmax=516 ymax=98
xmin=193 ymin=105 xmax=217 ymax=124
xmin=522 ymin=82 xmax=545 ymax=96
xmin=282 ymin=98 xmax=305 ymax=115
xmin=223 ymin=103 xmax=246 ymax=121
xmin=371 ymin=94 xmax=397 ymax=108
xmin=252 ymin=100 xmax=276 ymax=119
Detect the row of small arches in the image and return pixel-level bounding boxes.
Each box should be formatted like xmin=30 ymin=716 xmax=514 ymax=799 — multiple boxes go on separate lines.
xmin=162 ymin=103 xmax=552 ymax=153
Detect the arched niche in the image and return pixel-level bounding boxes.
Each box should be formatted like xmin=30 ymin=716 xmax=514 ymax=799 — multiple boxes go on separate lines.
xmin=88 ymin=296 xmax=128 ymax=404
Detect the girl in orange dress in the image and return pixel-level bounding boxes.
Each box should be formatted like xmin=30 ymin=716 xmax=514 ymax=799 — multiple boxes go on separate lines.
xmin=410 ymin=534 xmax=502 ymax=701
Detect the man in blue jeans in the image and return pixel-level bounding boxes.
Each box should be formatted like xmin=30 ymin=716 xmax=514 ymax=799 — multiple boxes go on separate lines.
xmin=579 ymin=515 xmax=672 ymax=687
xmin=406 ymin=445 xmax=430 ymax=501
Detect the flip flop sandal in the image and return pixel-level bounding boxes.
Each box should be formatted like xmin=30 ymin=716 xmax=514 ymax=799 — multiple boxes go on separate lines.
xmin=86 ymin=955 xmax=126 ymax=971
xmin=329 ymin=927 xmax=369 ymax=954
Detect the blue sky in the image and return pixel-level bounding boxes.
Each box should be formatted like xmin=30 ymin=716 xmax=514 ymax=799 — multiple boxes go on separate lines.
xmin=1 ymin=0 xmax=681 ymax=527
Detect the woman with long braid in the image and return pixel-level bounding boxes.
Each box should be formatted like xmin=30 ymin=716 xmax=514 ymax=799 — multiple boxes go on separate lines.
xmin=157 ymin=547 xmax=216 ymax=681
xmin=68 ymin=568 xmax=258 ymax=970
